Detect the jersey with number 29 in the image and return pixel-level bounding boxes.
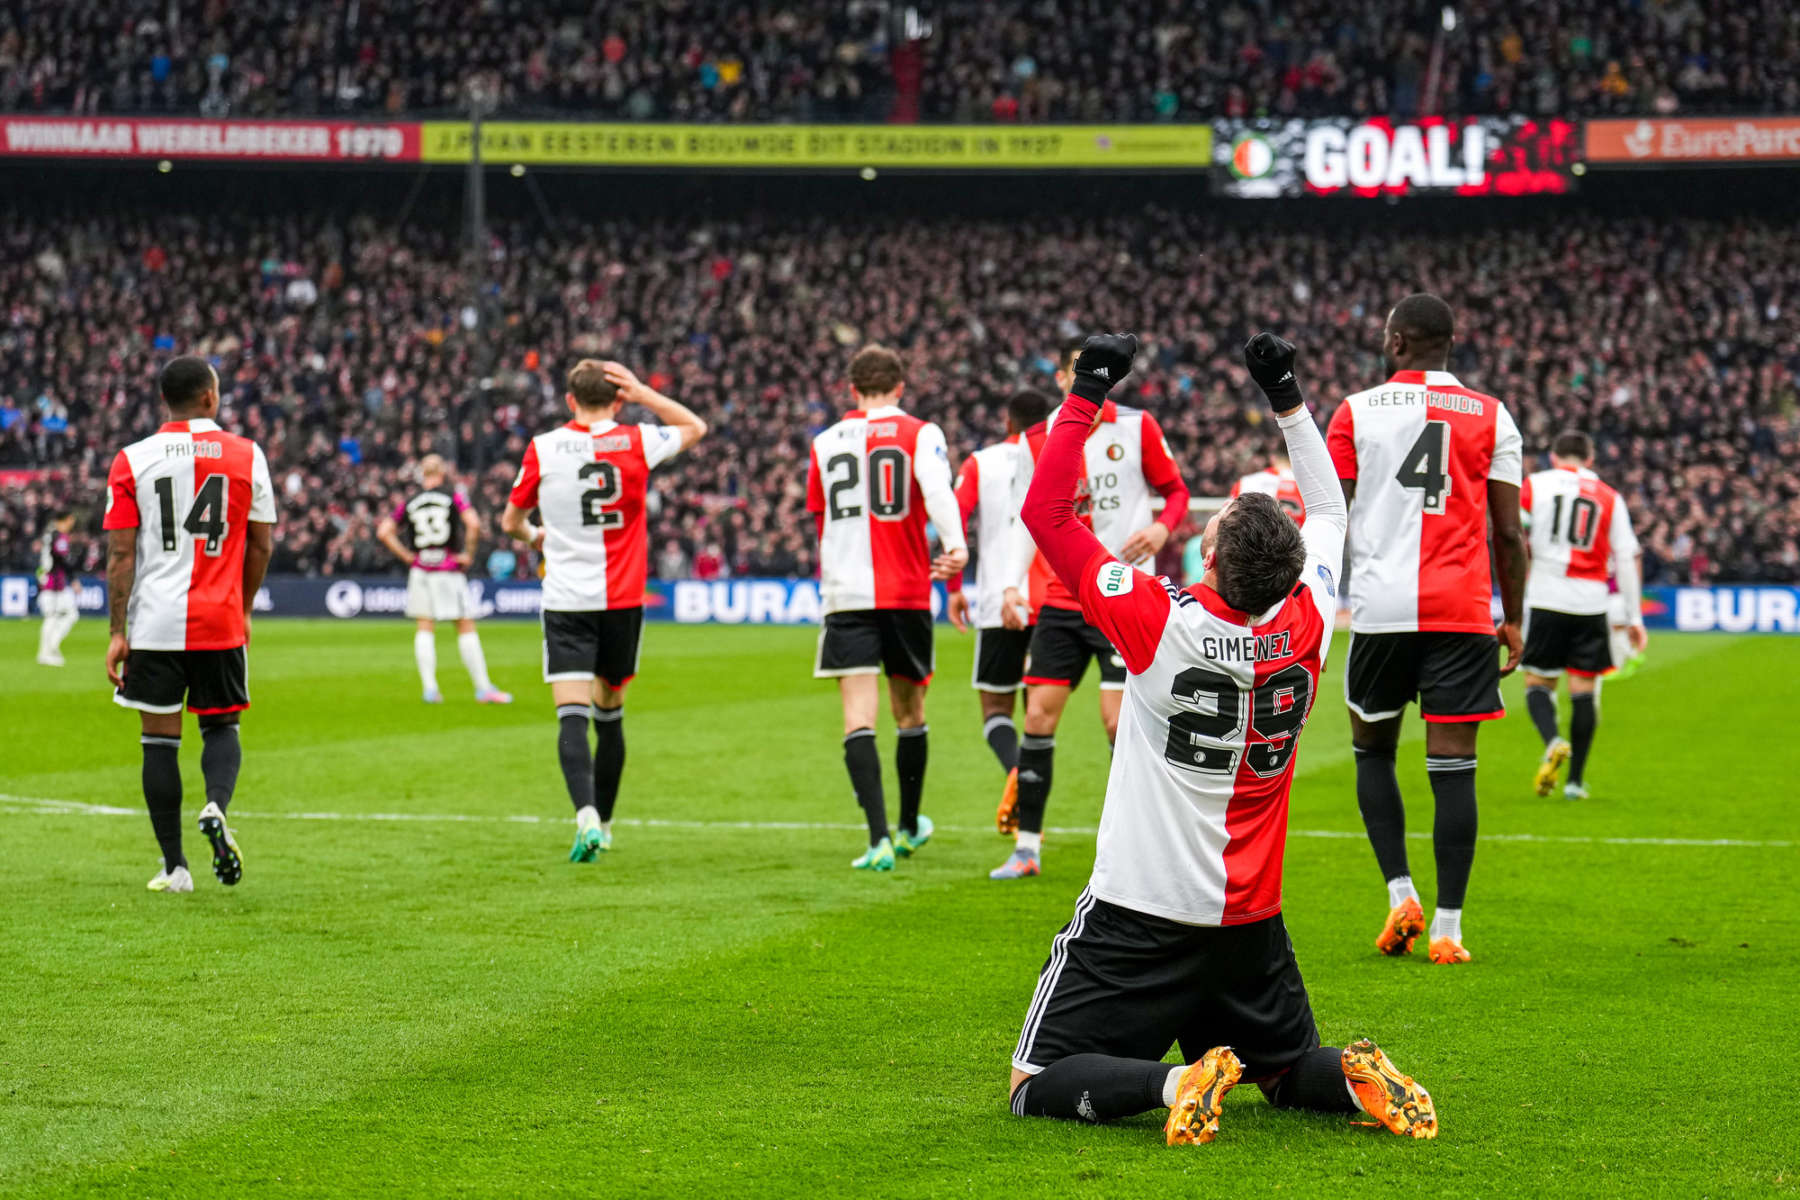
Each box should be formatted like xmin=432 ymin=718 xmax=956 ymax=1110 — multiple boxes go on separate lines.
xmin=510 ymin=420 xmax=684 ymax=612
xmin=806 ymin=405 xmax=965 ymax=614
xmin=102 ymin=418 xmax=276 ymax=651
xmin=1327 ymin=370 xmax=1522 ymax=634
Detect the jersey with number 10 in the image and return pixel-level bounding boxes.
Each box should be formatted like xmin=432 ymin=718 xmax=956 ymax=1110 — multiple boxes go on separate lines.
xmin=807 ymin=405 xmax=962 ymax=614
xmin=1521 ymin=465 xmax=1638 ymax=616
xmin=510 ymin=420 xmax=684 ymax=612
xmin=1327 ymin=370 xmax=1522 ymax=634
xmin=102 ymin=418 xmax=276 ymax=650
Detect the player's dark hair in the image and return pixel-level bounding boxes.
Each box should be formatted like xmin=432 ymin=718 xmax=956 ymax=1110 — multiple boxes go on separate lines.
xmin=1214 ymin=492 xmax=1306 ymax=615
xmin=568 ymin=359 xmax=619 ymax=411
xmin=1007 ymin=389 xmax=1051 ymax=430
xmin=159 ymin=355 xmax=215 ymax=414
xmin=1057 ymin=335 xmax=1085 ymax=373
xmin=1551 ymin=430 xmax=1594 ymax=461
xmin=848 ymin=344 xmax=905 ymax=396
xmin=1389 ymin=293 xmax=1455 ymax=352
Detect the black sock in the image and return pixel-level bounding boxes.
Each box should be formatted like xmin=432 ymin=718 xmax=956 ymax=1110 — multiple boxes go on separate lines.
xmin=1426 ymin=755 xmax=1479 ymax=909
xmin=1010 ymin=1054 xmax=1169 ymax=1123
xmin=896 ymin=725 xmax=927 ymax=836
xmin=1263 ymin=1046 xmax=1357 ymax=1113
xmin=199 ymin=723 xmax=242 ymax=813
xmin=982 ymin=713 xmax=1019 ymax=772
xmin=591 ymin=705 xmax=625 ymax=821
xmin=141 ymin=735 xmax=186 ymax=873
xmin=1525 ymin=685 xmax=1559 ymax=745
xmin=1015 ymin=735 xmax=1054 ymax=835
xmin=1354 ymin=745 xmax=1409 ymax=882
xmin=1568 ymin=694 xmax=1598 ymax=785
xmin=843 ymin=728 xmax=887 ymax=845
xmin=556 ymin=704 xmax=593 ymax=813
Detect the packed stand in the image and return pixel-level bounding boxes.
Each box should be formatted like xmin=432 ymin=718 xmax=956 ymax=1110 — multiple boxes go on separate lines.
xmin=2 ymin=205 xmax=1797 ymax=588
xmin=3 ymin=0 xmax=1796 ymax=120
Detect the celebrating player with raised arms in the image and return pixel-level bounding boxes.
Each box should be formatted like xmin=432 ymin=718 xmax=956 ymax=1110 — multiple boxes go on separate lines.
xmin=990 ymin=337 xmax=1192 ymax=880
xmin=807 ymin=345 xmax=967 ymax=871
xmin=1519 ymin=430 xmax=1646 ymax=800
xmin=1006 ymin=332 xmax=1435 ymax=1144
xmin=501 ymin=360 xmax=708 ymax=862
xmin=1327 ymin=293 xmax=1527 ymax=965
xmin=944 ymin=389 xmax=1051 ymax=809
xmin=376 ymin=453 xmax=510 ymax=705
xmin=104 ymin=356 xmax=276 ymax=893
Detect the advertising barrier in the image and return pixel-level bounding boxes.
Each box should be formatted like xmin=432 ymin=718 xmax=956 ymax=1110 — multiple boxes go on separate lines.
xmin=416 ymin=121 xmax=1211 ymax=168
xmin=1216 ymin=115 xmax=1578 ymax=197
xmin=0 ymin=115 xmax=420 ymax=161
xmin=1642 ymin=586 xmax=1800 ymax=634
xmin=1585 ymin=117 xmax=1800 ymax=165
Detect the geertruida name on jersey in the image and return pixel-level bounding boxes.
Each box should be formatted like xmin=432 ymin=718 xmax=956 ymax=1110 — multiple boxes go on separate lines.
xmin=1200 ymin=630 xmax=1293 ymax=663
xmin=1361 ymin=389 xmax=1486 ymax=415
xmin=161 ymin=440 xmax=224 ymax=458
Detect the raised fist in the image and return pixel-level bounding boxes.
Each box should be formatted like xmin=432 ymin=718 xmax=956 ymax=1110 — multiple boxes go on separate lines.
xmin=1070 ymin=332 xmax=1139 ymax=402
xmin=1243 ymin=332 xmax=1303 ymax=411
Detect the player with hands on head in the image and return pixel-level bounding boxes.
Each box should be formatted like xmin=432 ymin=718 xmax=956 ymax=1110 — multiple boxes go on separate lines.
xmin=1005 ymin=330 xmax=1435 ymax=1145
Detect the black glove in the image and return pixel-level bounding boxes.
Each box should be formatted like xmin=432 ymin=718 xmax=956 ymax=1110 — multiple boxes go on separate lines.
xmin=1243 ymin=332 xmax=1304 ymax=411
xmin=1069 ymin=332 xmax=1138 ymax=404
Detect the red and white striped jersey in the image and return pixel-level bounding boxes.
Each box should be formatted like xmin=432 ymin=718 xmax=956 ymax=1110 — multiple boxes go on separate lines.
xmin=1019 ymin=402 xmax=1190 ymax=616
xmin=1327 ymin=370 xmax=1522 ymax=634
xmin=102 ymin=418 xmax=276 ymax=651
xmin=510 ymin=420 xmax=685 ymax=612
xmin=1231 ymin=465 xmax=1306 ymax=524
xmin=1522 ymin=466 xmax=1639 ymax=616
xmin=950 ymin=436 xmax=1035 ymax=629
xmin=806 ymin=405 xmax=965 ymax=614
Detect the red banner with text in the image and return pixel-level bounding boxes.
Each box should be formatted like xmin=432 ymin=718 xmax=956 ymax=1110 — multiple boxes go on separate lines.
xmin=0 ymin=116 xmax=420 ymax=162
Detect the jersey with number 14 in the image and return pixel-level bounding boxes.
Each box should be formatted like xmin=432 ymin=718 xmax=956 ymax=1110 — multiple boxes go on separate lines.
xmin=102 ymin=418 xmax=276 ymax=651
xmin=807 ymin=405 xmax=962 ymax=614
xmin=510 ymin=420 xmax=684 ymax=612
xmin=1327 ymin=370 xmax=1522 ymax=634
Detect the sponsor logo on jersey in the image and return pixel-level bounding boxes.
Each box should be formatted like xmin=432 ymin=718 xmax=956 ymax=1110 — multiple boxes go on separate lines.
xmin=1317 ymin=564 xmax=1335 ymax=597
xmin=1096 ymin=561 xmax=1132 ymax=597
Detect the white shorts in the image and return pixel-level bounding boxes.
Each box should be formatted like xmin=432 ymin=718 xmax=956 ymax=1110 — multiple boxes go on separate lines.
xmin=1607 ymin=593 xmax=1630 ymax=669
xmin=406 ymin=569 xmax=471 ymax=621
xmin=38 ymin=588 xmax=78 ymax=619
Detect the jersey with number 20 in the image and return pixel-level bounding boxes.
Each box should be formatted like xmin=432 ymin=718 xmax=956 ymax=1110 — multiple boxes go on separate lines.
xmin=510 ymin=420 xmax=684 ymax=612
xmin=103 ymin=418 xmax=276 ymax=650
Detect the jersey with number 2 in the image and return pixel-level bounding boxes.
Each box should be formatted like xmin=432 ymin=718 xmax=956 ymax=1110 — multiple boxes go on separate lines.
xmin=1326 ymin=370 xmax=1522 ymax=634
xmin=510 ymin=420 xmax=683 ymax=612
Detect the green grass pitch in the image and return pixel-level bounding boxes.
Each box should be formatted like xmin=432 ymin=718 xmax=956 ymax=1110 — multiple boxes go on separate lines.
xmin=2 ymin=618 xmax=1796 ymax=1197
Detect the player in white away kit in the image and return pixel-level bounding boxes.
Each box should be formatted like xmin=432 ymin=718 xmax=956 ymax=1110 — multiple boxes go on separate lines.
xmin=501 ymin=360 xmax=707 ymax=861
xmin=103 ymin=357 xmax=275 ymax=893
xmin=807 ymin=345 xmax=967 ymax=871
xmin=1326 ymin=294 xmax=1529 ymax=965
xmin=945 ymin=389 xmax=1052 ymax=814
xmin=376 ymin=454 xmax=511 ymax=705
xmin=1519 ymin=430 xmax=1647 ymax=800
xmin=991 ymin=337 xmax=1192 ymax=880
xmin=34 ymin=511 xmax=80 ymax=665
xmin=1006 ymin=332 xmax=1435 ymax=1145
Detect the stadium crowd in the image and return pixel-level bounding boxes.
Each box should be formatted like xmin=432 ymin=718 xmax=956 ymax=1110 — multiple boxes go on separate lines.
xmin=3 ymin=201 xmax=1796 ymax=590
xmin=3 ymin=0 xmax=1795 ymax=121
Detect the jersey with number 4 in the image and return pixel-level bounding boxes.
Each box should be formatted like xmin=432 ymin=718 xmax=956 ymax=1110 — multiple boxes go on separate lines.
xmin=1521 ymin=466 xmax=1638 ymax=616
xmin=1327 ymin=370 xmax=1522 ymax=634
xmin=807 ymin=405 xmax=963 ymax=614
xmin=509 ymin=420 xmax=683 ymax=612
xmin=102 ymin=418 xmax=276 ymax=650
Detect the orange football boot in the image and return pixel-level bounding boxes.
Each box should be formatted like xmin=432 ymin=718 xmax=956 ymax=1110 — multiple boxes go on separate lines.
xmin=1376 ymin=896 xmax=1426 ymax=956
xmin=996 ymin=767 xmax=1020 ymax=835
xmin=1343 ymin=1040 xmax=1438 ymax=1139
xmin=1428 ymin=937 xmax=1472 ymax=964
xmin=1164 ymin=1046 xmax=1243 ymax=1146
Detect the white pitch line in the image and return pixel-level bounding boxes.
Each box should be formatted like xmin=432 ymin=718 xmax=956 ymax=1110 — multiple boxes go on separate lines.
xmin=2 ymin=794 xmax=1791 ymax=850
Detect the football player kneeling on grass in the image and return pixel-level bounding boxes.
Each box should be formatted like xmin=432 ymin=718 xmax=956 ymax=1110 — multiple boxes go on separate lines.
xmin=1005 ymin=331 xmax=1437 ymax=1144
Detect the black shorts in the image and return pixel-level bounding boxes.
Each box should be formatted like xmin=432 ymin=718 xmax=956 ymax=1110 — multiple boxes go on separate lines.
xmin=1345 ymin=630 xmax=1504 ymax=724
xmin=1522 ymin=608 xmax=1613 ymax=678
xmin=1024 ymin=605 xmax=1126 ymax=691
xmin=543 ymin=606 xmax=644 ymax=688
xmin=1013 ymin=893 xmax=1318 ymax=1083
xmin=814 ymin=609 xmax=934 ymax=683
xmin=114 ymin=647 xmax=250 ymax=716
xmin=973 ymin=626 xmax=1032 ymax=693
